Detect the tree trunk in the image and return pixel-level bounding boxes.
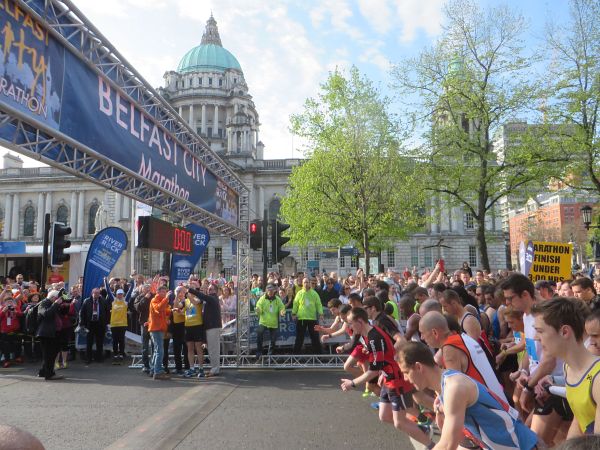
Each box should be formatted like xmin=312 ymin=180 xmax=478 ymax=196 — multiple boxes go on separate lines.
xmin=477 ymin=216 xmax=490 ymax=271
xmin=363 ymin=232 xmax=370 ymax=277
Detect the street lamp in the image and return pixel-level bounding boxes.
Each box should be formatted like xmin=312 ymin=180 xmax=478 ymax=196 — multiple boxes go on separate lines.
xmin=581 ymin=205 xmax=599 ymax=230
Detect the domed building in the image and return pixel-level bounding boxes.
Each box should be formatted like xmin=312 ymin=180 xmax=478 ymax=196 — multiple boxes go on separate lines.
xmin=160 ymin=15 xmax=263 ymax=158
xmin=155 ymin=15 xmax=507 ymax=278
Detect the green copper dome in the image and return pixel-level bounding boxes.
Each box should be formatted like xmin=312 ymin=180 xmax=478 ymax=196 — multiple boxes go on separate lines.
xmin=177 ymin=43 xmax=242 ymax=73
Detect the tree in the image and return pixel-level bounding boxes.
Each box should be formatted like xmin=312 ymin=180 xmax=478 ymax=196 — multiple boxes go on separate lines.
xmin=392 ymin=0 xmax=556 ymax=270
xmin=544 ymin=0 xmax=600 ymax=194
xmin=281 ymin=67 xmax=424 ymax=275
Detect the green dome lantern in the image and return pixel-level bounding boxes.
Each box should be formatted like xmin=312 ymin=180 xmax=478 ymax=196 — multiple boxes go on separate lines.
xmin=177 ymin=15 xmax=242 ymax=74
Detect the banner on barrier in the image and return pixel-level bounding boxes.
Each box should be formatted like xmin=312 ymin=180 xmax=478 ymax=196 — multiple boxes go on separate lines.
xmin=0 ymin=0 xmax=238 ymax=225
xmin=82 ymin=227 xmax=128 ymax=299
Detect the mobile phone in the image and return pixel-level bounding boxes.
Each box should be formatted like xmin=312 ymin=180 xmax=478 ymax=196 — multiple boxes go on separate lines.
xmin=439 ymin=259 xmax=445 ymax=272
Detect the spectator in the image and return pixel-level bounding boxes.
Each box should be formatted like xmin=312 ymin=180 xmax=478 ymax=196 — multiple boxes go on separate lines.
xmin=188 ymin=282 xmax=222 ymax=377
xmin=147 ymin=285 xmax=170 ymax=380
xmin=219 ymin=285 xmax=236 ymax=323
xmin=80 ymin=288 xmax=109 ymax=364
xmin=133 ymin=284 xmax=153 ymax=373
xmin=36 ymin=290 xmax=63 ymax=380
xmin=570 ymin=277 xmax=600 ymax=311
xmin=1 ymin=293 xmax=23 ymax=368
xmin=255 ymin=284 xmax=286 ymax=358
xmin=292 ymin=278 xmax=323 ymax=355
xmin=170 ymin=286 xmax=189 ymax=375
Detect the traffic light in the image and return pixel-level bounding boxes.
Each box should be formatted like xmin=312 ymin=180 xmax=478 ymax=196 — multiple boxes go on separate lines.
xmin=50 ymin=222 xmax=71 ymax=266
xmin=271 ymin=220 xmax=290 ymax=263
xmin=250 ymin=220 xmax=262 ymax=250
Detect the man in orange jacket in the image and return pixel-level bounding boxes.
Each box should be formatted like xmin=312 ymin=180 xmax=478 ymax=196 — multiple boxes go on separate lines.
xmin=147 ymin=285 xmax=171 ymax=380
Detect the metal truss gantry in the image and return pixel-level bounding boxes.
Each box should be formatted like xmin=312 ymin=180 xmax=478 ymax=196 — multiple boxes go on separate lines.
xmin=5 ymin=0 xmax=248 ymax=239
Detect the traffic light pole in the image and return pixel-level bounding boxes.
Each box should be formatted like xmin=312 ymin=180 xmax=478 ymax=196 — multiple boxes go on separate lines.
xmin=41 ymin=213 xmax=50 ymax=292
xmin=262 ymin=209 xmax=268 ymax=287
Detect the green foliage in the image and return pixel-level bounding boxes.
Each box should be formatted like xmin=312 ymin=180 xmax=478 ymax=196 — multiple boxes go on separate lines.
xmin=281 ymin=67 xmax=425 ymax=264
xmin=543 ymin=0 xmax=600 ymax=194
xmin=392 ymin=0 xmax=560 ymax=269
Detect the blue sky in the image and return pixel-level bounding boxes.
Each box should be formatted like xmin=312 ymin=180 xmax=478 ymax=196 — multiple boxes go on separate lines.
xmin=3 ymin=0 xmax=572 ymax=165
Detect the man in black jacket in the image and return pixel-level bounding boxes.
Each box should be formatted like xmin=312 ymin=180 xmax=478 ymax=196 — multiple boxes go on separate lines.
xmin=79 ymin=288 xmax=109 ymax=364
xmin=133 ymin=284 xmax=153 ymax=373
xmin=36 ymin=290 xmax=63 ymax=380
xmin=188 ymin=282 xmax=222 ymax=377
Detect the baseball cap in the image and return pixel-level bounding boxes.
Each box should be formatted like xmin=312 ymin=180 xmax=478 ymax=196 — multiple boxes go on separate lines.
xmin=266 ymin=284 xmax=277 ymax=290
xmin=116 ymin=289 xmax=125 ymax=295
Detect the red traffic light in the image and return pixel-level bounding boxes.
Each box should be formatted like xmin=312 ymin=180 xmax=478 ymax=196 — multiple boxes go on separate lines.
xmin=250 ymin=222 xmax=258 ymax=234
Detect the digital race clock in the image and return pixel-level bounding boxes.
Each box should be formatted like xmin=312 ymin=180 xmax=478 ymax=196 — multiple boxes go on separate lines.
xmin=136 ymin=216 xmax=193 ymax=255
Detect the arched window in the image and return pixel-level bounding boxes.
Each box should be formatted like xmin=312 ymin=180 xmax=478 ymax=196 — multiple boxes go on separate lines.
xmin=268 ymin=198 xmax=281 ymax=221
xmin=56 ymin=205 xmax=68 ymax=225
xmin=88 ymin=203 xmax=99 ymax=235
xmin=23 ymin=206 xmax=35 ymax=236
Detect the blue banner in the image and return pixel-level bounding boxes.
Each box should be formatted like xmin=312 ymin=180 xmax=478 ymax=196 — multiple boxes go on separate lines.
xmin=524 ymin=240 xmax=535 ymax=277
xmin=0 ymin=241 xmax=26 ymax=254
xmin=0 ymin=0 xmax=238 ymax=225
xmin=82 ymin=227 xmax=128 ymax=299
xmin=169 ymin=224 xmax=210 ymax=289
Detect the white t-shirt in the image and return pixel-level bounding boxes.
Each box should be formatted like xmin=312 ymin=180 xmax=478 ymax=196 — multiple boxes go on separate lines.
xmin=523 ymin=312 xmax=563 ymax=377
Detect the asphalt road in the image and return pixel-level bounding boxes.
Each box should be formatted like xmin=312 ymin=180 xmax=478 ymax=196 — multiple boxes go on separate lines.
xmin=0 ymin=361 xmax=420 ymax=450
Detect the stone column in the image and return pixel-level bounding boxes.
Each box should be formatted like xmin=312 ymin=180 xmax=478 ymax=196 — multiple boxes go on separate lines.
xmin=213 ymin=105 xmax=219 ymax=137
xmin=45 ymin=192 xmax=52 ymax=216
xmin=189 ymin=104 xmax=195 ymax=129
xmin=227 ymin=129 xmax=231 ymax=153
xmin=36 ymin=193 xmax=44 ymax=239
xmin=77 ymin=191 xmax=85 ymax=238
xmin=178 ymin=105 xmax=182 ymax=118
xmin=11 ymin=193 xmax=19 ymax=238
xmin=115 ymin=193 xmax=122 ymax=221
xmin=70 ymin=192 xmax=77 ymax=230
xmin=4 ymin=194 xmax=12 ymax=239
xmin=258 ymin=187 xmax=265 ymax=219
xmin=201 ymin=104 xmax=207 ymax=136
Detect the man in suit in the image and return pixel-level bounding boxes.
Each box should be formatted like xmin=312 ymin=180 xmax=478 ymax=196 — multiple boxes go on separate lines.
xmin=36 ymin=290 xmax=63 ymax=380
xmin=79 ymin=288 xmax=109 ymax=364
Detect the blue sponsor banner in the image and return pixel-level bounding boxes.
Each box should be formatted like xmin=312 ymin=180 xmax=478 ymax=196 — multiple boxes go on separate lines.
xmin=0 ymin=241 xmax=26 ymax=254
xmin=0 ymin=0 xmax=238 ymax=225
xmin=169 ymin=224 xmax=210 ymax=289
xmin=82 ymin=227 xmax=128 ymax=299
xmin=524 ymin=240 xmax=535 ymax=277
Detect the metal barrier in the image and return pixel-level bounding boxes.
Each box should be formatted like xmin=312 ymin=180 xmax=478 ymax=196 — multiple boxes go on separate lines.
xmin=128 ymin=353 xmax=345 ymax=369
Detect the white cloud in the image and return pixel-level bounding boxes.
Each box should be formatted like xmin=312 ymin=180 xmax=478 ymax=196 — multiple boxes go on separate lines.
xmin=393 ymin=0 xmax=444 ymax=43
xmin=359 ymin=46 xmax=391 ymax=72
xmin=358 ymin=0 xmax=393 ymax=34
xmin=309 ymin=0 xmax=363 ymax=40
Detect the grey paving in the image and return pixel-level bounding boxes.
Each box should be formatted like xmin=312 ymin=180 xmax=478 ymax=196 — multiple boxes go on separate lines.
xmin=0 ymin=362 xmax=418 ymax=450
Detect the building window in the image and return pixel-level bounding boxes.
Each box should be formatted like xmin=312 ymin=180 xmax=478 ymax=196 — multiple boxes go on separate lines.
xmin=88 ymin=203 xmax=99 ymax=235
xmin=209 ymin=77 xmax=212 ymax=86
xmin=56 ymin=205 xmax=68 ymax=225
xmin=314 ymin=249 xmax=321 ymax=261
xmin=469 ymin=246 xmax=477 ymax=267
xmin=387 ymin=248 xmax=395 ymax=268
xmin=340 ymin=256 xmax=346 ymax=268
xmin=350 ymin=255 xmax=358 ymax=268
xmin=410 ymin=246 xmax=419 ymax=267
xmin=219 ymin=78 xmax=223 ymax=87
xmin=215 ymin=247 xmax=222 ymax=262
xmin=201 ymin=250 xmax=209 ymax=269
xmin=207 ymin=127 xmax=212 ymax=136
xmin=23 ymin=206 xmax=34 ymax=236
xmin=424 ymin=247 xmax=432 ymax=268
xmin=465 ymin=212 xmax=474 ymax=229
xmin=301 ymin=249 xmax=309 ymax=266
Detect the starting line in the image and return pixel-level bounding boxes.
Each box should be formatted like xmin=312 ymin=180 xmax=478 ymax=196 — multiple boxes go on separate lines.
xmin=128 ymin=354 xmax=346 ymax=369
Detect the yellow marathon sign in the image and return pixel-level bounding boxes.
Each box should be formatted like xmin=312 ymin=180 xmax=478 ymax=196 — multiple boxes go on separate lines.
xmin=527 ymin=241 xmax=572 ymax=282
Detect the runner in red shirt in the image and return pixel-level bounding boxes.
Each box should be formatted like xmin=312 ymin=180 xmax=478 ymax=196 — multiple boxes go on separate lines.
xmin=340 ymin=307 xmax=434 ymax=448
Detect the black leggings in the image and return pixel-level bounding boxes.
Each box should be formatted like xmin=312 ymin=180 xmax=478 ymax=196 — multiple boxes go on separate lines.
xmin=111 ymin=326 xmax=126 ymax=356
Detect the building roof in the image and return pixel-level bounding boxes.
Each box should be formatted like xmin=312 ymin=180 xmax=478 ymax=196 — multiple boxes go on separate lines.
xmin=176 ymin=15 xmax=242 ymax=74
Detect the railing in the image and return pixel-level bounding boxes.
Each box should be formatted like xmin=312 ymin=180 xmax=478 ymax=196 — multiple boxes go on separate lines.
xmin=0 ymin=167 xmax=75 ymax=179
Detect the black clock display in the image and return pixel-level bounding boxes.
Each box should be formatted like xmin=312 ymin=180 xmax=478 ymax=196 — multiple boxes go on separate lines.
xmin=137 ymin=216 xmax=193 ymax=255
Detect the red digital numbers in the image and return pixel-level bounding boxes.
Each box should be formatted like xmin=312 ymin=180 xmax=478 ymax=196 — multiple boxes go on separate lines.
xmin=172 ymin=228 xmax=192 ymax=254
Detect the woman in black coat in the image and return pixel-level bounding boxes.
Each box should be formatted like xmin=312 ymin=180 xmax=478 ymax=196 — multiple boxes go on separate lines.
xmin=36 ymin=290 xmax=63 ymax=380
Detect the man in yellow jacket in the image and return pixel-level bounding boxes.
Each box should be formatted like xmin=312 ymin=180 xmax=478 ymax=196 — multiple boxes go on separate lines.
xmin=255 ymin=284 xmax=286 ymax=358
xmin=292 ymin=277 xmax=324 ymax=354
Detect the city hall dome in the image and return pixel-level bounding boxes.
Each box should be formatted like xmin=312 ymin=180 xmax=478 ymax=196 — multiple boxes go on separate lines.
xmin=176 ymin=15 xmax=242 ymax=73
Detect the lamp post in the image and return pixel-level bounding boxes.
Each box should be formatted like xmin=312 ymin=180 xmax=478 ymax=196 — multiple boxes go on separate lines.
xmin=581 ymin=205 xmax=600 ymax=266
